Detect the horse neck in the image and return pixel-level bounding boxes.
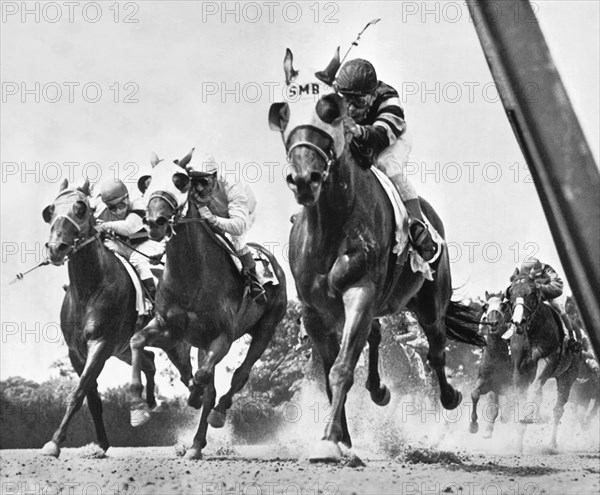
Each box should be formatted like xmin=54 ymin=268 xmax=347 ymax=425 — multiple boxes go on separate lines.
xmin=164 ymin=208 xmax=225 ymax=288
xmin=306 ymin=148 xmax=358 ymax=240
xmin=67 ymin=237 xmax=106 ymax=297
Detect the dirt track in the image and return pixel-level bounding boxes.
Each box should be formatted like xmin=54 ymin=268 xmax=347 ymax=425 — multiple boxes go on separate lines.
xmin=2 ymin=443 xmax=599 ymax=495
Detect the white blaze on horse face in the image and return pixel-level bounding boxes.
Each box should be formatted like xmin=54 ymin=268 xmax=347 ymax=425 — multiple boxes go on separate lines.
xmin=282 ymin=68 xmax=346 ymax=158
xmin=144 ymin=159 xmax=189 ymax=210
xmin=512 ymin=297 xmax=525 ymax=324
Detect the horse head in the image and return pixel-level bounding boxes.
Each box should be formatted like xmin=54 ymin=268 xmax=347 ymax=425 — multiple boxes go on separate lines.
xmin=42 ymin=179 xmax=93 ymax=265
xmin=506 ymin=269 xmax=542 ymax=335
xmin=269 ymin=48 xmax=352 ymax=206
xmin=480 ymin=290 xmax=512 ymax=339
xmin=144 ymin=149 xmax=193 ymax=240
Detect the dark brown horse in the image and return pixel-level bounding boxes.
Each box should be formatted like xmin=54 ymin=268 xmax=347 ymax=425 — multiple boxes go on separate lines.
xmin=128 ymin=153 xmax=287 ymax=459
xmin=506 ymin=271 xmax=580 ymax=450
xmin=268 ymin=49 xmax=485 ymax=462
xmin=469 ymin=292 xmax=512 ymax=438
xmin=41 ymin=179 xmax=193 ymax=457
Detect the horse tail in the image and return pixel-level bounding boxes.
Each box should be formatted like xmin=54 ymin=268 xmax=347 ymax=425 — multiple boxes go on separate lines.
xmin=445 ymin=300 xmax=486 ymax=347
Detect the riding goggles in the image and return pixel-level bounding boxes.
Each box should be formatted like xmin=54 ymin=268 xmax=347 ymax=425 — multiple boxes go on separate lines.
xmin=341 ymin=93 xmax=371 ymax=109
xmin=107 ymin=201 xmax=128 ymax=212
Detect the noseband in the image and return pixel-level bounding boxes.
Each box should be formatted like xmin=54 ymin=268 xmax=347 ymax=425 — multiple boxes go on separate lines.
xmin=286 ymin=125 xmax=336 ymax=182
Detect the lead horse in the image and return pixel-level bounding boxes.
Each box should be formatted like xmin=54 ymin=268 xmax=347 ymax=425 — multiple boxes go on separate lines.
xmin=269 ymin=49 xmax=485 ymax=462
xmin=41 ymin=179 xmax=193 ymax=457
xmin=128 ymin=151 xmax=287 ymax=460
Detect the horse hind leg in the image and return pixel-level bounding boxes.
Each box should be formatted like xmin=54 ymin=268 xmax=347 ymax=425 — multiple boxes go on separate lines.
xmin=365 ymin=319 xmax=391 ymax=406
xmin=209 ymin=318 xmax=276 ymax=428
xmin=140 ymin=350 xmax=157 ymax=410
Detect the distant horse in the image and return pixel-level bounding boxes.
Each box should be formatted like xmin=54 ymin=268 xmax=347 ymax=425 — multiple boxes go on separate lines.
xmin=41 ymin=179 xmax=192 ymax=457
xmin=128 ymin=152 xmax=287 ymax=460
xmin=268 ymin=49 xmax=485 ymax=462
xmin=469 ymin=292 xmax=512 ymax=438
xmin=566 ymin=296 xmax=600 ymax=428
xmin=507 ymin=271 xmax=581 ymax=450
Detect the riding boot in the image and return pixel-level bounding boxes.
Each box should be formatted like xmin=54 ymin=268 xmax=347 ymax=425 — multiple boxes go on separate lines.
xmin=404 ymin=198 xmax=437 ymax=262
xmin=238 ymin=252 xmax=267 ymax=303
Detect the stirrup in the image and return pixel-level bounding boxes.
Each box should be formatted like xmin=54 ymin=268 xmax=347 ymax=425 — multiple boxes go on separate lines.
xmin=409 ymin=218 xmax=437 ymax=262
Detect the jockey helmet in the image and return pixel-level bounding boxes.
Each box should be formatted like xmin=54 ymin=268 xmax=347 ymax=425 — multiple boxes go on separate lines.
xmin=100 ymin=179 xmax=129 ymax=205
xmin=335 ymin=59 xmax=378 ymax=96
xmin=521 ymin=257 xmax=542 ymax=275
xmin=187 ymin=155 xmax=218 ymax=178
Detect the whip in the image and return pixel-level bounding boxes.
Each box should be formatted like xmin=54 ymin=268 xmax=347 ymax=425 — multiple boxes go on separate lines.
xmin=340 ymin=18 xmax=381 ymax=67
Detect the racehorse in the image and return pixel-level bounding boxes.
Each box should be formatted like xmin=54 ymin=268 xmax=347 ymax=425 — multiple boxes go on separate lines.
xmin=41 ymin=179 xmax=193 ymax=457
xmin=268 ymin=49 xmax=485 ymax=462
xmin=469 ymin=292 xmax=512 ymax=438
xmin=128 ymin=151 xmax=287 ymax=460
xmin=506 ymin=270 xmax=581 ymax=450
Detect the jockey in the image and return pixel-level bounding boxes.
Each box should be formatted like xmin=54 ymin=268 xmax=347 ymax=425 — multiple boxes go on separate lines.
xmin=95 ymin=178 xmax=162 ymax=305
xmin=334 ymin=58 xmax=437 ymax=262
xmin=519 ymin=258 xmax=579 ymax=348
xmin=186 ymin=158 xmax=267 ymax=303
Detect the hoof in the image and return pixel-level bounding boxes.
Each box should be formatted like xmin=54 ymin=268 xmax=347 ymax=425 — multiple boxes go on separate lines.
xmin=441 ymin=389 xmax=462 ymax=410
xmin=370 ymin=384 xmax=391 ymax=407
xmin=309 ymin=440 xmax=342 ymax=464
xmin=208 ymin=409 xmax=226 ymax=428
xmin=40 ymin=441 xmax=60 ymax=458
xmin=184 ymin=447 xmax=203 ymax=460
xmin=130 ymin=405 xmax=151 ymax=427
xmin=469 ymin=422 xmax=479 ymax=434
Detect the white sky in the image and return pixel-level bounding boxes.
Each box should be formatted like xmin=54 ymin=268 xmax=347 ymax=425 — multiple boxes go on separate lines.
xmin=1 ymin=1 xmax=598 ymax=389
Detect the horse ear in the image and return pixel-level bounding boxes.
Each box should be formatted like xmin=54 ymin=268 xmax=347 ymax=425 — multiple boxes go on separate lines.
xmin=172 ymin=173 xmax=190 ymax=192
xmin=79 ymin=179 xmax=91 ymax=196
xmin=150 ymin=152 xmax=161 ymax=168
xmin=485 ymin=290 xmax=490 ymax=300
xmin=510 ymin=267 xmax=520 ymax=282
xmin=42 ymin=204 xmax=55 ymax=223
xmin=268 ymin=102 xmax=290 ymax=132
xmin=59 ymin=178 xmax=69 ymax=192
xmin=178 ymin=148 xmax=195 ymax=169
xmin=315 ymin=46 xmax=341 ymax=86
xmin=284 ymin=48 xmax=298 ymax=85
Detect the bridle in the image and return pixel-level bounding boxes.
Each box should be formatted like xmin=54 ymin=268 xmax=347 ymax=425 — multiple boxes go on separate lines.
xmin=286 ymin=125 xmax=337 ymax=183
xmin=509 ymin=279 xmax=542 ymax=335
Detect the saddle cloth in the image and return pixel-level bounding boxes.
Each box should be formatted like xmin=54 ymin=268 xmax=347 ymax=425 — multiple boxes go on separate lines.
xmin=113 ymin=252 xmax=148 ymax=316
xmin=210 ymin=237 xmax=279 ymax=287
xmin=370 ymin=167 xmax=444 ymax=281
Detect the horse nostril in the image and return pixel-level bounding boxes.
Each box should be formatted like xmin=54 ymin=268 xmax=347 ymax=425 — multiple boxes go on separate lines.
xmin=286 ymin=174 xmax=296 ymax=185
xmin=58 ymin=243 xmax=70 ymax=252
xmin=156 ymin=217 xmax=168 ymax=227
xmin=310 ymin=172 xmax=322 ymax=183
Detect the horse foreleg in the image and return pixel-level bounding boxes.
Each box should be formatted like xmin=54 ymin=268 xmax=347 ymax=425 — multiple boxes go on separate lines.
xmin=469 ymin=380 xmax=483 ymax=434
xmin=141 ymin=350 xmax=157 ymax=410
xmin=310 ymin=284 xmax=375 ymax=463
xmin=130 ymin=317 xmax=181 ymax=424
xmin=41 ymin=339 xmax=112 ymax=457
xmin=365 ymin=319 xmax=391 ymax=406
xmin=210 ymin=321 xmax=275 ymax=428
xmin=186 ymin=334 xmax=232 ymax=459
xmin=521 ymin=356 xmax=552 ymax=424
xmin=484 ymin=391 xmax=500 ymax=439
xmin=551 ymin=366 xmax=578 ymax=449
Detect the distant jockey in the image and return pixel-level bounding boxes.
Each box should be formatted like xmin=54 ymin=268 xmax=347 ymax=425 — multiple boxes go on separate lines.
xmin=95 ymin=178 xmax=163 ymax=306
xmin=519 ymin=257 xmax=580 ymax=350
xmin=186 ymin=157 xmax=266 ymax=303
xmin=334 ymin=58 xmax=437 ymax=262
